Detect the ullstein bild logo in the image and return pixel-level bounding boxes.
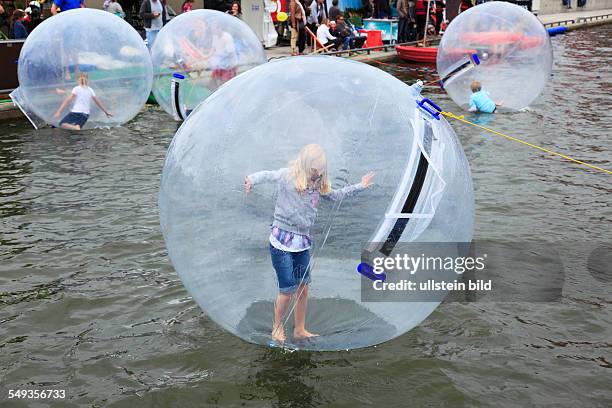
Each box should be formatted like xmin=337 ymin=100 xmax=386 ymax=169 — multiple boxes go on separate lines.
xmin=358 ymin=241 xmax=577 ymax=302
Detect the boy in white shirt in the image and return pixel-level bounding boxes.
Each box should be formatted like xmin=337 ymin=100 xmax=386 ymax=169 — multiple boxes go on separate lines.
xmin=53 ymin=73 xmax=112 ymax=130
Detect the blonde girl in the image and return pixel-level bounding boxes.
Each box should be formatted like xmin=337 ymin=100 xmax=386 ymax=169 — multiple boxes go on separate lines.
xmin=246 ymin=144 xmax=375 ymax=344
xmin=53 ymin=73 xmax=112 ymax=130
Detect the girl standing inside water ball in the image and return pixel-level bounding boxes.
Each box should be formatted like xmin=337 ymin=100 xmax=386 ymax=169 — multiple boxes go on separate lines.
xmin=245 ymin=144 xmax=375 ymax=344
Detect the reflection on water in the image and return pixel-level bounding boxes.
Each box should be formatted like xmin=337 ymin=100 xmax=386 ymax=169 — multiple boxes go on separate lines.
xmin=0 ymin=26 xmax=610 ymax=407
xmin=240 ymin=350 xmax=321 ymax=407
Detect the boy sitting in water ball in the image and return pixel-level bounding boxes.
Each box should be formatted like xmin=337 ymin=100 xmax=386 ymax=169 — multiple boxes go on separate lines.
xmin=468 ymin=80 xmax=502 ymax=113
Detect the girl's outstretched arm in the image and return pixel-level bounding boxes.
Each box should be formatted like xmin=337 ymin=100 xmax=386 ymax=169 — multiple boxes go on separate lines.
xmin=93 ymin=96 xmax=112 ymax=117
xmin=53 ymin=94 xmax=75 ymax=119
xmin=245 ymin=168 xmax=286 ymax=193
xmin=324 ymin=171 xmax=375 ymax=201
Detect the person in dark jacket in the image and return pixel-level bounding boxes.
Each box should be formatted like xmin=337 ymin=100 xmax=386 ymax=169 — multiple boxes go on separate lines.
xmin=335 ymin=15 xmax=366 ymax=49
xmin=396 ymin=0 xmax=410 ymax=42
xmin=376 ymin=0 xmax=391 ymax=18
xmin=328 ymin=0 xmax=340 ymax=21
xmin=434 ymin=0 xmax=444 ymax=34
xmin=140 ymin=0 xmax=167 ymax=50
xmin=10 ymin=9 xmax=28 ymax=39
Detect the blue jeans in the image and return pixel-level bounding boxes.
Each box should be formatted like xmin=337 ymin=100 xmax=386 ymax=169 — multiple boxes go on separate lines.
xmin=269 ymin=245 xmax=311 ymax=294
xmin=146 ymin=29 xmax=160 ymax=50
xmin=342 ymin=37 xmax=351 ymax=50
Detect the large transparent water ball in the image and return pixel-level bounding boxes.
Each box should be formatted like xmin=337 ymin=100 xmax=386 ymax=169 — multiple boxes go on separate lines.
xmin=151 ymin=9 xmax=266 ymax=118
xmin=437 ymin=2 xmax=552 ymax=111
xmin=16 ymin=9 xmax=152 ymax=128
xmin=159 ymin=57 xmax=474 ymax=351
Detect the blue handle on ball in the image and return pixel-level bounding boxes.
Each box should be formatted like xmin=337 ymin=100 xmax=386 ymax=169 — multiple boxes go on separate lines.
xmin=357 ymin=262 xmax=386 ymax=282
xmin=471 ymin=53 xmax=480 ymax=65
xmin=417 ymin=98 xmax=442 ymax=120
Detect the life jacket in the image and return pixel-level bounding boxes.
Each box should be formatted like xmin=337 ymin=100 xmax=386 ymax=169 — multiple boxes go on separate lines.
xmin=415 ymin=0 xmax=427 ymax=16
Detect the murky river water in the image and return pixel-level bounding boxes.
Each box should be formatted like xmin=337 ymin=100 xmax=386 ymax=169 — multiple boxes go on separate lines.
xmin=1 ymin=25 xmax=610 ymax=407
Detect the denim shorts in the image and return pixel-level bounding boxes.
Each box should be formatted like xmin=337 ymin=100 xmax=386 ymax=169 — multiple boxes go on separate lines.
xmin=60 ymin=112 xmax=89 ymax=127
xmin=269 ymin=244 xmax=311 ymax=294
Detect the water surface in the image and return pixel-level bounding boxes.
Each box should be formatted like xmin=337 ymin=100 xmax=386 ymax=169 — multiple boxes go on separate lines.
xmin=1 ymin=25 xmax=611 ymax=407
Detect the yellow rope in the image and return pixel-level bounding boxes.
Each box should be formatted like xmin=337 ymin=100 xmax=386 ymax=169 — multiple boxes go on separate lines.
xmin=440 ymin=111 xmax=612 ymax=176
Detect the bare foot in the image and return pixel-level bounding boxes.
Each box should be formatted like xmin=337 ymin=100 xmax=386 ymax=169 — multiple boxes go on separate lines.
xmin=271 ymin=325 xmax=286 ymax=343
xmin=61 ymin=123 xmax=81 ymax=131
xmin=294 ymin=329 xmax=319 ymax=339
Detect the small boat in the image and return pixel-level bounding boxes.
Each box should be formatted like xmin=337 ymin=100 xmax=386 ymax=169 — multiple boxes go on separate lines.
xmin=395 ymin=45 xmax=438 ymax=63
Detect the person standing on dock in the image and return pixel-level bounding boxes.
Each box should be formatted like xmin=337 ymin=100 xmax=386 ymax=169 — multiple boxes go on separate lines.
xmin=376 ymin=0 xmax=391 ymax=19
xmin=181 ymin=0 xmax=194 ymax=13
xmin=290 ymin=0 xmax=307 ymax=55
xmin=397 ymin=0 xmax=410 ymax=42
xmin=408 ymin=1 xmax=417 ymax=40
xmin=459 ymin=0 xmax=473 ymax=13
xmin=307 ymin=0 xmax=326 ymax=49
xmin=140 ymin=0 xmax=167 ymax=50
xmin=9 ymin=9 xmax=28 ymax=39
xmin=328 ymin=0 xmax=340 ymax=21
xmin=312 ymin=0 xmax=327 ymax=24
xmin=226 ymin=1 xmax=242 ymax=18
xmin=415 ymin=0 xmax=428 ymax=40
xmin=434 ymin=0 xmax=444 ymax=34
xmin=0 ymin=4 xmax=5 ymax=31
xmin=106 ymin=0 xmax=125 ymax=18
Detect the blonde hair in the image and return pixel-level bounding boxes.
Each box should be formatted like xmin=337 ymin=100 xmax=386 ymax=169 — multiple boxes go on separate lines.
xmin=77 ymin=73 xmax=89 ymax=86
xmin=289 ymin=144 xmax=331 ymax=194
xmin=470 ymin=80 xmax=481 ymax=93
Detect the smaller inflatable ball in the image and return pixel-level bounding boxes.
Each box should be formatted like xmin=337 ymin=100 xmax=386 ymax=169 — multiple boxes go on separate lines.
xmin=437 ymin=2 xmax=552 ymax=111
xmin=159 ymin=57 xmax=474 ymax=351
xmin=151 ymin=9 xmax=266 ymax=118
xmin=16 ymin=9 xmax=153 ymax=129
